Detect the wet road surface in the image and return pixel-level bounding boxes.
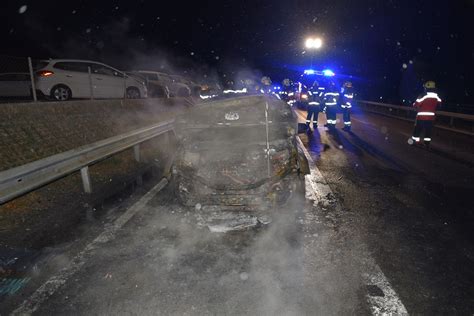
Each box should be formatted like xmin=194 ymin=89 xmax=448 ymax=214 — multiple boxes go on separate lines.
xmin=295 ymin=107 xmax=474 ymax=314
xmin=1 ymin=102 xmax=473 ymax=315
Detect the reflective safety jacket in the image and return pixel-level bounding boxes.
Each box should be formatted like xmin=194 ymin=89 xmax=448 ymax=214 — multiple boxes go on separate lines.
xmin=323 ymin=89 xmax=340 ymax=107
xmin=413 ymin=91 xmax=442 ymax=121
xmin=307 ymin=86 xmax=324 ymax=107
xmin=340 ymin=87 xmax=354 ymax=109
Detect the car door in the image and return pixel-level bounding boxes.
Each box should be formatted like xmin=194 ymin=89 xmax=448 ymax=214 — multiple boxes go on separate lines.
xmin=142 ymin=73 xmax=160 ymax=96
xmin=91 ymin=63 xmax=125 ymax=99
xmin=52 ymin=62 xmax=91 ymax=98
xmin=159 ymin=74 xmax=176 ymax=95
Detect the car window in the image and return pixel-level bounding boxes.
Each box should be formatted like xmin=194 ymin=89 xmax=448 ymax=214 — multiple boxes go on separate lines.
xmin=53 ymin=62 xmax=89 ymax=73
xmin=90 ymin=64 xmax=125 ymax=78
xmin=144 ymin=73 xmax=158 ymax=81
xmin=160 ymin=74 xmax=172 ymax=81
xmin=92 ymin=64 xmax=112 ymax=76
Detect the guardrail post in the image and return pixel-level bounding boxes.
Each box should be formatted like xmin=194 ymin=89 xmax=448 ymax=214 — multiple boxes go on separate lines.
xmin=80 ymin=166 xmax=92 ymax=194
xmin=28 ymin=57 xmax=38 ymax=102
xmin=449 ymin=117 xmax=454 ymax=127
xmin=133 ymin=144 xmax=141 ymax=162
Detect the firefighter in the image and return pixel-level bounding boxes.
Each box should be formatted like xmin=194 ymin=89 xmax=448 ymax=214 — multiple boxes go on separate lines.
xmin=411 ymin=81 xmax=442 ymax=147
xmin=340 ymin=81 xmax=354 ymax=132
xmin=261 ymin=76 xmax=272 ymax=94
xmin=305 ymin=81 xmax=322 ymax=130
xmin=324 ymin=81 xmax=340 ymax=130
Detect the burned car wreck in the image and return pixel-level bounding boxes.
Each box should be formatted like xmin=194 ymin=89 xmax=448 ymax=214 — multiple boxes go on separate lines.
xmin=172 ymin=96 xmax=304 ymax=232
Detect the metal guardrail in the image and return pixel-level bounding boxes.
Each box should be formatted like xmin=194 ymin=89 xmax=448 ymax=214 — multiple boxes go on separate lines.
xmin=357 ymin=100 xmax=474 ymax=136
xmin=0 ymin=120 xmax=175 ymax=204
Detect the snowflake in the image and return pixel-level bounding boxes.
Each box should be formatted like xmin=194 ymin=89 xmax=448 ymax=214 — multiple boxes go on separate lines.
xmin=18 ymin=5 xmax=27 ymax=14
xmin=402 ymin=63 xmax=408 ymax=69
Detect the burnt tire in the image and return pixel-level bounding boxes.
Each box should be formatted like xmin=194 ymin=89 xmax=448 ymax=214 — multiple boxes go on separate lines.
xmin=50 ymin=85 xmax=72 ymax=101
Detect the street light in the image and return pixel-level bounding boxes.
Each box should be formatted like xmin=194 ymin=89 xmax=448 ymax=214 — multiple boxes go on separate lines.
xmin=305 ymin=37 xmax=323 ymax=68
xmin=305 ymin=37 xmax=323 ymax=50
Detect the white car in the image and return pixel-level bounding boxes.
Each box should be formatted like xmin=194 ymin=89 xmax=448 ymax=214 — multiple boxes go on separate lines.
xmin=0 ymin=73 xmax=31 ymax=97
xmin=35 ymin=59 xmax=147 ymax=101
xmin=137 ymin=71 xmax=191 ymax=97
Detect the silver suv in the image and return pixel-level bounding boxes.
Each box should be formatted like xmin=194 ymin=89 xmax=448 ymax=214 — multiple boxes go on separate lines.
xmin=137 ymin=71 xmax=191 ymax=97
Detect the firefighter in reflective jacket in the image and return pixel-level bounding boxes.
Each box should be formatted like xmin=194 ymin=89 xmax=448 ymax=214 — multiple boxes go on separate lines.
xmin=324 ymin=81 xmax=340 ymax=130
xmin=340 ymin=81 xmax=354 ymax=131
xmin=411 ymin=81 xmax=442 ymax=146
xmin=305 ymin=81 xmax=322 ymax=130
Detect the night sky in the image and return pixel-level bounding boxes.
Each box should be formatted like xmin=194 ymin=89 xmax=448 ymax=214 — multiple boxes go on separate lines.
xmin=1 ymin=0 xmax=473 ymax=106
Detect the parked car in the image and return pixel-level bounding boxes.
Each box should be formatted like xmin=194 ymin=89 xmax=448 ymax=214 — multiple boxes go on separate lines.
xmin=35 ymin=59 xmax=147 ymax=101
xmin=0 ymin=73 xmax=31 ymax=98
xmin=126 ymin=71 xmax=170 ymax=98
xmin=136 ymin=71 xmax=191 ymax=97
xmin=170 ymin=75 xmax=202 ymax=96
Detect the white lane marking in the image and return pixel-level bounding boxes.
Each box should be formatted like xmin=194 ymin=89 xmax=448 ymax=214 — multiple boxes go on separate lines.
xmin=296 ymin=137 xmax=408 ymax=315
xmin=11 ymin=178 xmax=169 ymax=316
xmin=363 ymin=262 xmax=409 ymax=315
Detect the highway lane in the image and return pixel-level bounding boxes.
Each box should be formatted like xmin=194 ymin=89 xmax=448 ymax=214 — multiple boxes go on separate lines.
xmin=295 ymin=106 xmax=474 ymax=314
xmin=2 ymin=100 xmax=472 ymax=315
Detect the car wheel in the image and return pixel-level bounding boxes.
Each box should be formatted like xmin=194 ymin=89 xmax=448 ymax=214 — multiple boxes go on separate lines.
xmin=177 ymin=88 xmax=190 ymax=97
xmin=126 ymin=87 xmax=140 ymax=99
xmin=51 ymin=85 xmax=72 ymax=101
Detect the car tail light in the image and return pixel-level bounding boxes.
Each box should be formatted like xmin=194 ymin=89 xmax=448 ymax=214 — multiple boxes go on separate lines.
xmin=36 ymin=70 xmax=54 ymax=77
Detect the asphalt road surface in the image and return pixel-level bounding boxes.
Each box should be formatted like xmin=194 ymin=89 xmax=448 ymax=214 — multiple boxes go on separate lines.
xmin=294 ymin=106 xmax=474 ymax=314
xmin=1 ymin=103 xmax=473 ymax=315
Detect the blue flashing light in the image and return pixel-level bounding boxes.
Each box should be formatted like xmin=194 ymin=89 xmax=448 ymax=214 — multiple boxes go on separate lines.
xmin=323 ymin=69 xmax=335 ymax=77
xmin=304 ymin=69 xmax=316 ymax=75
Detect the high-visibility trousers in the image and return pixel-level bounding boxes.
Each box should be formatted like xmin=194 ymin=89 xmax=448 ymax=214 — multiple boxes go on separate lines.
xmin=306 ymin=105 xmax=321 ymax=127
xmin=412 ymin=120 xmax=434 ymax=143
xmin=326 ymin=105 xmax=337 ymax=127
xmin=342 ymin=108 xmax=351 ymax=128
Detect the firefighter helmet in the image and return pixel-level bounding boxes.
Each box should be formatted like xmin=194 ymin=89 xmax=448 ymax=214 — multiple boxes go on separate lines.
xmin=424 ymin=81 xmax=436 ymax=89
xmin=261 ymin=76 xmax=272 ymax=86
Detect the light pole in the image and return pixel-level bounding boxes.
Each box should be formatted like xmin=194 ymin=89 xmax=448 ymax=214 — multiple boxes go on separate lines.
xmin=305 ymin=37 xmax=323 ymax=68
